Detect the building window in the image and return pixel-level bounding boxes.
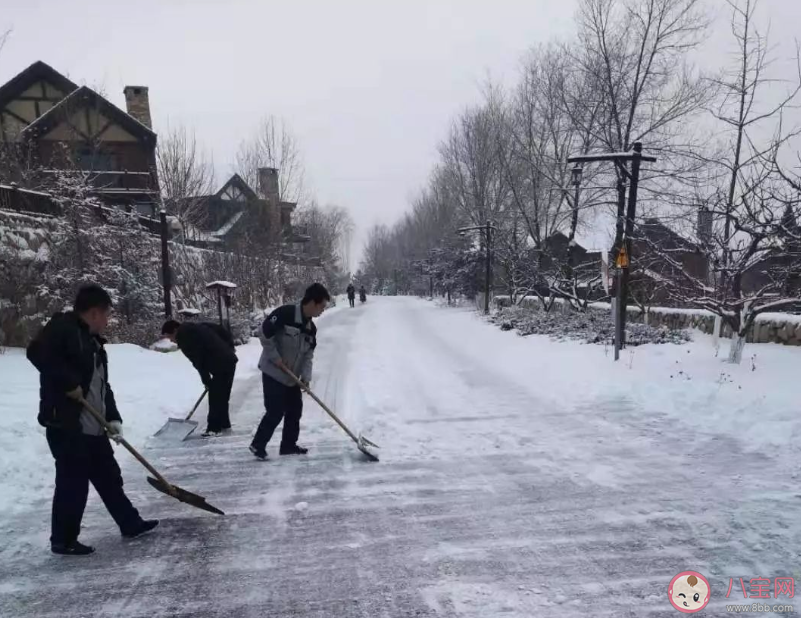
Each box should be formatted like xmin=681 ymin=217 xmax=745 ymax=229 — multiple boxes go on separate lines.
xmin=76 ymin=146 xmax=115 ymax=172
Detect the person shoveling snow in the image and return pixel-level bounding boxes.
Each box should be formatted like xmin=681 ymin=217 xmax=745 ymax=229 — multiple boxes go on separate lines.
xmin=161 ymin=319 xmax=238 ymax=438
xmin=26 ymin=284 xmax=159 ymax=556
xmin=249 ymin=283 xmax=329 ymax=461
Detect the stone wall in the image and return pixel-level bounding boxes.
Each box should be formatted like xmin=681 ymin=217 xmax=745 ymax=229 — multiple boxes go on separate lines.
xmin=627 ymin=308 xmax=801 ymax=346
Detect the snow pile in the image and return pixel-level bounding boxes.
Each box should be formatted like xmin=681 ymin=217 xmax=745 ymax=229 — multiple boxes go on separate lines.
xmin=150 ymin=337 xmax=177 ymax=353
xmin=206 ymin=281 xmax=237 ymax=289
xmin=492 ymin=305 xmax=692 ymax=346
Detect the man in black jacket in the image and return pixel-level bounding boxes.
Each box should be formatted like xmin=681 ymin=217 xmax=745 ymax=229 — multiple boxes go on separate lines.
xmin=161 ymin=320 xmax=238 ymax=437
xmin=27 ymin=284 xmax=158 ymax=556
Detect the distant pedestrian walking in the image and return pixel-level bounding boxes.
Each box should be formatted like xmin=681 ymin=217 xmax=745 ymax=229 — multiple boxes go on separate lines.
xmin=162 ymin=320 xmax=238 ymax=437
xmin=249 ymin=283 xmax=330 ymax=460
xmin=27 ymin=284 xmax=158 ymax=556
xmin=346 ymin=283 xmax=356 ymax=308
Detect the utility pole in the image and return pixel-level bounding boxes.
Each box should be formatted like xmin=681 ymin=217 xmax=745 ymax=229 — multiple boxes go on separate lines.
xmin=485 ymin=220 xmax=492 ymax=315
xmin=619 ymin=142 xmax=645 ymax=348
xmin=457 ymin=221 xmax=496 ymax=315
xmin=613 ymin=178 xmax=627 ymax=361
xmin=568 ymin=142 xmax=656 ymax=362
xmin=159 ymin=210 xmax=172 ymax=318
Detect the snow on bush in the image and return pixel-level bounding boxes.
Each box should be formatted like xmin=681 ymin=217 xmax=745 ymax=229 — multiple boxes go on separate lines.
xmin=491 ymin=306 xmax=692 ymax=346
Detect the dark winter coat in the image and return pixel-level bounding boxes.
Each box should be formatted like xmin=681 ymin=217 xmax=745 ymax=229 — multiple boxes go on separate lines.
xmin=346 ymin=284 xmax=356 ymax=299
xmin=258 ymin=303 xmax=317 ymax=386
xmin=26 ymin=312 xmax=122 ymax=431
xmin=175 ymin=322 xmax=238 ymax=386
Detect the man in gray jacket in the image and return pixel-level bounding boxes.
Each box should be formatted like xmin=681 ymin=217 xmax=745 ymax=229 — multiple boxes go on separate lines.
xmin=250 ymin=283 xmax=330 ymax=460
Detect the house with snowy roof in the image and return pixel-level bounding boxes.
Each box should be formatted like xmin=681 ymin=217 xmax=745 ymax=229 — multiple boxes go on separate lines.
xmin=0 ymin=61 xmax=159 ymax=216
xmin=171 ymin=168 xmax=312 ymax=262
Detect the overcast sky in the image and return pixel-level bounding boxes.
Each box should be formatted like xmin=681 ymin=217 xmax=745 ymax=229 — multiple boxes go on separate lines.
xmin=2 ymin=0 xmax=800 ymax=268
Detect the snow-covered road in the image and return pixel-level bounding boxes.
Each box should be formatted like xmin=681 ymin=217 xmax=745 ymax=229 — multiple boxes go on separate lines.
xmin=1 ymin=297 xmax=799 ymax=617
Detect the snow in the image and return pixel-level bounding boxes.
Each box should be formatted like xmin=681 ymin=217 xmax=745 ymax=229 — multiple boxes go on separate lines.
xmin=213 ymin=210 xmax=245 ymax=236
xmin=588 ymin=302 xmax=801 ymax=325
xmin=0 ymin=184 xmax=51 ymax=198
xmin=181 ymin=211 xmax=245 ymax=243
xmin=206 ymin=280 xmax=237 ymax=289
xmin=149 ymin=337 xmax=177 ymax=352
xmin=2 ymin=297 xmax=801 ymax=616
xmin=757 ymin=312 xmax=801 ymax=324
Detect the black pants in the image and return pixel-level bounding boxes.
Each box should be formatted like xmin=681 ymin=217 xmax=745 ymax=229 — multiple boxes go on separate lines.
xmin=207 ymin=367 xmax=235 ymax=432
xmin=348 ymin=297 xmax=355 ymax=307
xmin=252 ymin=375 xmax=303 ymax=449
xmin=46 ymin=429 xmax=142 ymax=545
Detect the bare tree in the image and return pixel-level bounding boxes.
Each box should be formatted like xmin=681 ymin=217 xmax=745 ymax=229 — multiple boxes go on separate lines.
xmin=642 ymin=0 xmax=801 ymax=363
xmin=575 ymin=0 xmax=711 ymax=250
xmin=439 ymin=101 xmax=509 ymax=229
xmin=235 ymin=116 xmax=305 ymax=204
xmin=156 ymin=125 xmax=215 ymax=242
xmin=293 ymin=201 xmax=354 ymax=288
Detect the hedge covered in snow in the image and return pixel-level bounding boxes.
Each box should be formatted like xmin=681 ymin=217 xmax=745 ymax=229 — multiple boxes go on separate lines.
xmin=490 ymin=305 xmax=692 ymax=346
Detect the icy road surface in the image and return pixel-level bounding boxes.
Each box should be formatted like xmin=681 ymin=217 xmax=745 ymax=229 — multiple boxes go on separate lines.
xmin=1 ymin=297 xmax=799 ymax=617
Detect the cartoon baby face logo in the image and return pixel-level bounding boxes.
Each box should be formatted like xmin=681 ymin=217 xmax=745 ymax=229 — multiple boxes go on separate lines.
xmin=668 ymin=571 xmax=711 ymax=613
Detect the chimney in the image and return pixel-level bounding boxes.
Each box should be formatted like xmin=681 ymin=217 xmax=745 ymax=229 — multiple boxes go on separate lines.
xmin=258 ymin=167 xmax=280 ymax=203
xmin=123 ymin=85 xmax=152 ymax=128
xmin=697 ymin=206 xmax=713 ymax=244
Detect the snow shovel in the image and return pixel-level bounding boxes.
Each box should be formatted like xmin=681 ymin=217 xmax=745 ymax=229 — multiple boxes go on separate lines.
xmin=153 ymin=389 xmax=208 ymax=440
xmin=78 ymin=397 xmax=225 ymax=516
xmin=281 ymin=367 xmax=380 ymax=462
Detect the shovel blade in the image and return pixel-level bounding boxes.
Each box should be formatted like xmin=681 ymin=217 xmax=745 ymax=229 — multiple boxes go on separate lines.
xmin=147 ymin=477 xmax=225 ymax=516
xmin=152 ymin=418 xmax=198 ymax=441
xmin=358 ymin=434 xmax=380 ymax=449
xmin=357 ymin=435 xmax=380 ymax=462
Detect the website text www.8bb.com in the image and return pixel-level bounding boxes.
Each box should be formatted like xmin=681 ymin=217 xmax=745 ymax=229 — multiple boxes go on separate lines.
xmin=725 ymin=603 xmax=794 ymax=613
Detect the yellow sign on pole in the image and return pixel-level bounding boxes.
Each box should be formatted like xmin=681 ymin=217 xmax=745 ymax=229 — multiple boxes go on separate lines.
xmin=616 ymin=246 xmax=629 ymax=269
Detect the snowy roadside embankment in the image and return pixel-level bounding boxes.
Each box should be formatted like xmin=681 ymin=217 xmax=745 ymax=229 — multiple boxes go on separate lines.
xmin=0 ymin=338 xmax=263 ymax=516
xmin=482 ymin=307 xmax=801 ymax=457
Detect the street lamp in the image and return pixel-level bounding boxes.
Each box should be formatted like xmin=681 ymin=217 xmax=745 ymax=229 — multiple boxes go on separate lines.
xmin=457 ymin=220 xmax=496 ymax=315
xmin=159 ymin=210 xmax=173 ymax=318
xmin=567 ymin=142 xmax=657 ymax=361
xmin=571 ymin=163 xmax=584 ymax=187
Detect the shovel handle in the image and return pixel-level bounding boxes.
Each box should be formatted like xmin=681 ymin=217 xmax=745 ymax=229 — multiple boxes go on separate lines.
xmin=280 ymin=366 xmax=361 ymax=445
xmin=185 ymin=389 xmax=208 ymax=421
xmin=78 ymin=397 xmax=174 ymax=491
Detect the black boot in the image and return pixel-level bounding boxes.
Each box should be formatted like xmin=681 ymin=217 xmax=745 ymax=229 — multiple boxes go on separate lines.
xmin=249 ymin=444 xmax=268 ymax=461
xmin=51 ymin=540 xmax=95 ymax=556
xmin=122 ymin=519 xmax=160 ymax=539
xmin=279 ymin=444 xmax=309 ymax=456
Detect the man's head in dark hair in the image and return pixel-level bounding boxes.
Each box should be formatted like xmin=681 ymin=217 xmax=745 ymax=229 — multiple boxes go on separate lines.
xmin=162 ymin=319 xmax=181 ymax=342
xmin=74 ymin=284 xmax=113 ymax=334
xmin=301 ymin=283 xmax=330 ymax=318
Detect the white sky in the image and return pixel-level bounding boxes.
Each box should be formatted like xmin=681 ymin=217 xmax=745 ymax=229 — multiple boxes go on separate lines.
xmin=2 ymin=0 xmax=800 ymax=268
